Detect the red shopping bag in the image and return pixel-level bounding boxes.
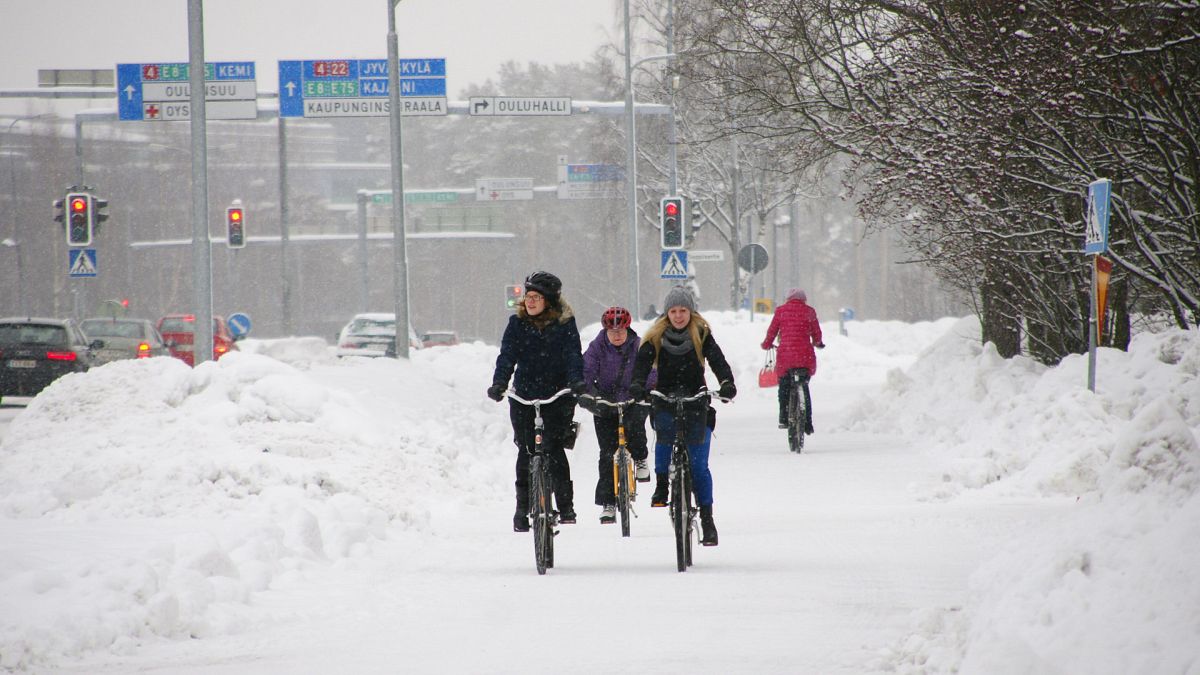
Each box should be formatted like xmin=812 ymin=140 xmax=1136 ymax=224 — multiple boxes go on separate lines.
xmin=758 ymin=348 xmax=779 ymax=388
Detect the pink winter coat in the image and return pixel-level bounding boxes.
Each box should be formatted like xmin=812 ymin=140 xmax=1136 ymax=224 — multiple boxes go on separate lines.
xmin=761 ymin=296 xmax=823 ymax=376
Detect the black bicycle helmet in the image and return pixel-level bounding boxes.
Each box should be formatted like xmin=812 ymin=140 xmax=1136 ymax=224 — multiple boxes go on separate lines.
xmin=601 ymin=306 xmax=632 ymax=330
xmin=523 ymin=271 xmax=562 ymax=303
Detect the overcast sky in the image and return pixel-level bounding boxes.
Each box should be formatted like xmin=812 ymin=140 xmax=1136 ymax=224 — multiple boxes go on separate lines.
xmin=0 ymin=0 xmax=617 ymax=97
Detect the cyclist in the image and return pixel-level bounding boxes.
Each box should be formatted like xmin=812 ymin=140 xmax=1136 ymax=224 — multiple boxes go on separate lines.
xmin=760 ymin=288 xmax=825 ymax=432
xmin=487 ymin=271 xmax=586 ymax=532
xmin=629 ymin=286 xmax=736 ymax=546
xmin=580 ymin=306 xmax=657 ymax=524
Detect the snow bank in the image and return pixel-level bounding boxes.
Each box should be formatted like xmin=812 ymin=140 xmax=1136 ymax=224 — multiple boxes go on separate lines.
xmin=859 ymin=319 xmax=1200 ymax=673
xmin=0 ymin=345 xmax=510 ymax=670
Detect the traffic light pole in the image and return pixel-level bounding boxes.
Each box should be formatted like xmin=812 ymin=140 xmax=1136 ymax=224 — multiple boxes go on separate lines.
xmin=187 ymin=0 xmax=214 ymax=365
xmin=387 ymin=0 xmax=411 ymax=359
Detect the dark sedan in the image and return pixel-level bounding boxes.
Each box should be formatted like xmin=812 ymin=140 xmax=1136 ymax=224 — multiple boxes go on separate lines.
xmin=0 ymin=317 xmax=101 ymax=403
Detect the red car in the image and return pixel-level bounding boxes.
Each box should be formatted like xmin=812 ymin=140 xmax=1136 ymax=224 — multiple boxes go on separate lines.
xmin=157 ymin=314 xmax=238 ymax=366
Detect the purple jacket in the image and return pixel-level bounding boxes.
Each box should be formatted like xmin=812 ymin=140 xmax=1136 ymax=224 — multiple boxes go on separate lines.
xmin=582 ymin=328 xmax=656 ymax=400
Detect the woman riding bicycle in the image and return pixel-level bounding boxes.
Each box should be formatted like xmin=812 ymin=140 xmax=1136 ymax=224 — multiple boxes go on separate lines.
xmin=761 ymin=288 xmax=824 ymax=432
xmin=580 ymin=306 xmax=657 ymax=524
xmin=629 ymin=286 xmax=736 ymax=546
xmin=487 ymin=271 xmax=585 ymax=532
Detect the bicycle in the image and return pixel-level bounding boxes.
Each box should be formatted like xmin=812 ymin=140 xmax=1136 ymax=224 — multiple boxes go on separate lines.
xmin=506 ymin=388 xmax=573 ymax=575
xmin=785 ymin=368 xmax=812 ymax=454
xmin=649 ymin=389 xmax=728 ymax=572
xmin=580 ymin=395 xmax=648 ymax=538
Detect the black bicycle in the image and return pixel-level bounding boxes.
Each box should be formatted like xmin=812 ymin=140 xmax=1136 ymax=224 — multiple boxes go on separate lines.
xmin=580 ymin=396 xmax=647 ymax=538
xmin=649 ymin=389 xmax=726 ymax=572
xmin=785 ymin=368 xmax=812 ymax=454
xmin=506 ymin=388 xmax=572 ymax=575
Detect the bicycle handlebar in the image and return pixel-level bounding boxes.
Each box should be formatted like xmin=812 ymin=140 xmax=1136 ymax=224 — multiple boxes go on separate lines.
xmin=578 ymin=394 xmax=650 ymax=410
xmin=505 ymin=388 xmax=574 ymax=407
xmin=648 ymin=390 xmax=732 ymax=405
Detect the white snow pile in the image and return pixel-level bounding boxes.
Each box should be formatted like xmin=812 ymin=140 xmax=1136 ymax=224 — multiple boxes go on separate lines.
xmin=856 ymin=317 xmax=1200 ymax=673
xmin=0 ymin=345 xmax=511 ymax=670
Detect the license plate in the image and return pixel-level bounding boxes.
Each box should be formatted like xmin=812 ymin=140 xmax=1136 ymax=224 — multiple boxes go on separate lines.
xmin=174 ymin=344 xmax=193 ymax=352
xmin=7 ymin=359 xmax=36 ymax=369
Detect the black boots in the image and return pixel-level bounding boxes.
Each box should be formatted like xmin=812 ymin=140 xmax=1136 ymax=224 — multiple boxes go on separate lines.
xmin=557 ymin=480 xmax=576 ymax=524
xmin=513 ymin=509 xmax=530 ymax=532
xmin=699 ymin=504 xmax=718 ymax=546
xmin=651 ymin=473 xmax=669 ymax=507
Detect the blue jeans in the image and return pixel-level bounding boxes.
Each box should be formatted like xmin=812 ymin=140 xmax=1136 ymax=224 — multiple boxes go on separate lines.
xmin=652 ymin=410 xmax=714 ymax=506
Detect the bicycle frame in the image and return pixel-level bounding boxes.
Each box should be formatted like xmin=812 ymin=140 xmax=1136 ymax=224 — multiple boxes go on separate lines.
xmin=506 ymin=388 xmax=572 ymax=575
xmin=580 ymin=395 xmax=647 ymax=537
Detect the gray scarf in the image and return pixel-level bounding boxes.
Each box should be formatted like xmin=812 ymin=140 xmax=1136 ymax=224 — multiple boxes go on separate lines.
xmin=661 ymin=326 xmax=694 ymax=356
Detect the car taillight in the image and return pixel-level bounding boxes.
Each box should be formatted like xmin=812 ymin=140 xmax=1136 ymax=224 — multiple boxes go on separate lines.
xmin=137 ymin=343 xmax=151 ymax=358
xmin=46 ymin=351 xmax=77 ymax=361
xmin=215 ymin=344 xmax=228 ymax=355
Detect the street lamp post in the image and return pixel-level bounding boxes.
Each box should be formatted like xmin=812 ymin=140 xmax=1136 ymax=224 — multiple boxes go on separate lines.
xmin=625 ymin=47 xmax=677 ymax=316
xmin=4 ymin=113 xmax=52 ymax=316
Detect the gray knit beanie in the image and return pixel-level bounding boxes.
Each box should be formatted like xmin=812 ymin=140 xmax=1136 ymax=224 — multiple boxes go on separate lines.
xmin=663 ymin=286 xmax=696 ymax=313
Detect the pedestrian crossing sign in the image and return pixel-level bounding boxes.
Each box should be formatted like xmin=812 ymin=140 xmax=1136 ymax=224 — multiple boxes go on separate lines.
xmin=661 ymin=250 xmax=688 ymax=279
xmin=68 ymin=249 xmax=98 ymax=277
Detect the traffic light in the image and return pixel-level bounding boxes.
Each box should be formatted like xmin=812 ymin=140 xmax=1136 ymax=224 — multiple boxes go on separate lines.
xmin=661 ymin=197 xmax=684 ymax=249
xmin=505 ymin=284 xmax=523 ymax=310
xmin=92 ymin=195 xmax=109 ymax=231
xmin=226 ymin=205 xmax=246 ymax=248
xmin=66 ymin=192 xmax=92 ymax=246
xmin=53 ymin=198 xmax=65 ymax=224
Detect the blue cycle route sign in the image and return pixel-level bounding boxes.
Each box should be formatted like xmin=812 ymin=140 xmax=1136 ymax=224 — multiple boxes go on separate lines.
xmin=117 ymin=62 xmax=257 ymax=121
xmin=278 ymin=58 xmax=446 ymax=118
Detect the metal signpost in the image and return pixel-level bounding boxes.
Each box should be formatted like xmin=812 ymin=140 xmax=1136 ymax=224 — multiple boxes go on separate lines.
xmin=739 ymin=243 xmax=769 ymax=320
xmin=1085 ymin=178 xmax=1112 ymax=392
xmin=278 ymin=58 xmax=446 ymax=118
xmin=117 ymin=62 xmax=257 ymax=121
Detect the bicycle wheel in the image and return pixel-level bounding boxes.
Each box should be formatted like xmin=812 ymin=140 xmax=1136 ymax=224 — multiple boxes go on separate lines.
xmin=530 ymin=456 xmax=552 ymax=575
xmin=616 ymin=449 xmax=632 ymax=538
xmin=682 ymin=463 xmax=694 ymax=567
xmin=671 ymin=447 xmax=689 ymax=572
xmin=789 ymin=379 xmax=806 ymax=453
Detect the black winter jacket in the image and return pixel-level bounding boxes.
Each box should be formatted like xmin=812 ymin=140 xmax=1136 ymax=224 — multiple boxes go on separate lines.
xmin=630 ymin=326 xmax=734 ymax=398
xmin=492 ymin=303 xmax=584 ymax=399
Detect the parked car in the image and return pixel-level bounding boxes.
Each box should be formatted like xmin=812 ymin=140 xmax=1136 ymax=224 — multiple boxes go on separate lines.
xmin=0 ymin=317 xmax=101 ymax=403
xmin=157 ymin=314 xmax=239 ymax=366
xmin=81 ymin=317 xmax=170 ymax=364
xmin=335 ymin=313 xmax=422 ymax=358
xmin=421 ymin=330 xmax=460 ymax=348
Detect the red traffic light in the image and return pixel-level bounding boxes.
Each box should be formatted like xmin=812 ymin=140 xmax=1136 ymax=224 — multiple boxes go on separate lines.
xmin=228 ymin=208 xmax=243 ymax=222
xmin=71 ymin=198 xmax=87 ymax=212
xmin=664 ymin=202 xmax=679 ymax=217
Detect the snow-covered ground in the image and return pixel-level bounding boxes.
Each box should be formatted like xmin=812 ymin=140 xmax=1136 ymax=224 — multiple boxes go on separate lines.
xmin=0 ymin=312 xmax=1196 ymax=673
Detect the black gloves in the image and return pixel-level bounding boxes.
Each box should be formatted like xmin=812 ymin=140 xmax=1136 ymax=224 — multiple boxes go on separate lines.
xmin=578 ymin=396 xmax=597 ymax=414
xmin=815 ymin=342 xmax=826 ymax=349
xmin=718 ymin=380 xmax=737 ymax=400
xmin=628 ymin=382 xmax=647 ymax=401
xmin=486 ymin=383 xmax=506 ymax=402
xmin=570 ymin=380 xmax=586 ymax=396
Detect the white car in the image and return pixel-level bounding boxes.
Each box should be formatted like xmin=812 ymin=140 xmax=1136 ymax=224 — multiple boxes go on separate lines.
xmin=335 ymin=313 xmax=421 ymax=358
